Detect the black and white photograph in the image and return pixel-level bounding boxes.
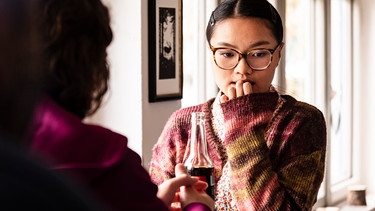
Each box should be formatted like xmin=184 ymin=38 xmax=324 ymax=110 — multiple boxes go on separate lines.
xmin=159 ymin=7 xmax=176 ymax=79
xmin=148 ymin=0 xmax=182 ymax=102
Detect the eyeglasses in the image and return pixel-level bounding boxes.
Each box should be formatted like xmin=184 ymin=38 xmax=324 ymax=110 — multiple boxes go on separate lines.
xmin=210 ymin=44 xmax=281 ymax=70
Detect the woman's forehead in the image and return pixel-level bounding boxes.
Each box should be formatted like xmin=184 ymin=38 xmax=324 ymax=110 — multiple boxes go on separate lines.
xmin=210 ymin=17 xmax=277 ymax=48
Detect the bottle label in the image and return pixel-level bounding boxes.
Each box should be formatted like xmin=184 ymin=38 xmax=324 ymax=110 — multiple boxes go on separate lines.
xmin=187 ymin=167 xmax=215 ymax=199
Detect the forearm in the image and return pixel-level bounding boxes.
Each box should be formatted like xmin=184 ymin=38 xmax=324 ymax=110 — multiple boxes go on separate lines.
xmin=227 ymin=135 xmax=325 ymax=210
xmin=150 ymin=111 xmax=191 ymax=185
xmin=225 ymin=130 xmax=288 ymax=210
xmin=221 ymin=94 xmax=326 ymax=210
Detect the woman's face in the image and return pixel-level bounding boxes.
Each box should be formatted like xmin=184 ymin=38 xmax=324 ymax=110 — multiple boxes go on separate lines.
xmin=209 ymin=17 xmax=283 ymax=96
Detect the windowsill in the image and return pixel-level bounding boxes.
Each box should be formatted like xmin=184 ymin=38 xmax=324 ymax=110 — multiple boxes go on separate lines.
xmin=316 ymin=194 xmax=375 ymax=210
xmin=340 ymin=205 xmax=375 ymax=211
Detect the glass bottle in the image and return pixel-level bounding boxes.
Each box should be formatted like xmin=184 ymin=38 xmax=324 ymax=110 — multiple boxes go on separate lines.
xmin=184 ymin=112 xmax=215 ymax=199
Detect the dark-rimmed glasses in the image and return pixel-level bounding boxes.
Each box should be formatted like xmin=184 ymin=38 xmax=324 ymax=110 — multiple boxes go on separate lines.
xmin=210 ymin=44 xmax=281 ymax=70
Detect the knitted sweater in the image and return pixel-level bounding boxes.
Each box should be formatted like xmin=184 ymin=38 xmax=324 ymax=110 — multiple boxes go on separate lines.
xmin=150 ymin=92 xmax=327 ymax=211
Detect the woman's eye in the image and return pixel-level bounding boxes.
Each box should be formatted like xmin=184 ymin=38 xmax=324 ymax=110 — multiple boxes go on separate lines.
xmin=217 ymin=50 xmax=235 ymax=58
xmin=251 ymin=50 xmax=269 ymax=58
xmin=222 ymin=52 xmax=234 ymax=58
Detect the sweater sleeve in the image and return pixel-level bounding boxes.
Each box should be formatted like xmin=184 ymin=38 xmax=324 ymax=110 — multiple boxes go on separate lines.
xmin=221 ymin=93 xmax=326 ymax=211
xmin=149 ymin=107 xmax=197 ymax=185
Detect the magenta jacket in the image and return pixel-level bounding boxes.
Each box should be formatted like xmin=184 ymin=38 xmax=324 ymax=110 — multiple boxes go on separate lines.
xmin=28 ymin=97 xmax=210 ymax=211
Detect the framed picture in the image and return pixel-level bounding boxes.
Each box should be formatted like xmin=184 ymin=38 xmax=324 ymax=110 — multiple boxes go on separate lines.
xmin=148 ymin=0 xmax=183 ymax=102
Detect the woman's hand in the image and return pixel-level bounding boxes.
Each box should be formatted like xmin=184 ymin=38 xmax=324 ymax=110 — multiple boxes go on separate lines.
xmin=221 ymin=80 xmax=252 ymax=103
xmin=175 ymin=164 xmax=214 ymax=210
xmin=157 ymin=164 xmax=198 ymax=207
xmin=157 ymin=164 xmax=214 ymax=210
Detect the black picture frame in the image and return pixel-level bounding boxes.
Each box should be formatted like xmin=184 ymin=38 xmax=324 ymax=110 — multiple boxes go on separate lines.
xmin=148 ymin=0 xmax=183 ymax=102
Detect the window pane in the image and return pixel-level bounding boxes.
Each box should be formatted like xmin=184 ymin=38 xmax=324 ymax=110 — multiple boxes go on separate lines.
xmin=330 ymin=0 xmax=353 ymax=185
xmin=182 ymin=0 xmax=217 ymax=108
xmin=285 ymin=0 xmax=313 ymax=103
xmin=181 ymin=0 xmax=197 ymax=107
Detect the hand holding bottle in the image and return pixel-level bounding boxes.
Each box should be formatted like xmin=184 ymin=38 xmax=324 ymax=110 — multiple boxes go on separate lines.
xmin=175 ymin=164 xmax=215 ymax=211
xmin=157 ymin=166 xmax=198 ymax=208
xmin=158 ymin=163 xmax=214 ymax=211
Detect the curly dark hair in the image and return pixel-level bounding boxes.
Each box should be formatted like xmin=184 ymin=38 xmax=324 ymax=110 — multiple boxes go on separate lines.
xmin=38 ymin=0 xmax=113 ymax=119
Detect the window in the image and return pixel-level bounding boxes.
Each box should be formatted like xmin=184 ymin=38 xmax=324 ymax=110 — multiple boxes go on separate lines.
xmin=284 ymin=0 xmax=314 ymax=102
xmin=181 ymin=0 xmax=217 ymax=108
xmin=329 ymin=0 xmax=353 ymax=185
xmin=328 ymin=0 xmax=355 ymax=204
xmin=283 ymin=0 xmax=355 ymax=206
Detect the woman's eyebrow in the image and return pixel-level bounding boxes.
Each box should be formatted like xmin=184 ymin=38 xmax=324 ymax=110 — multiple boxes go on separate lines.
xmin=248 ymin=41 xmax=272 ymax=48
xmin=213 ymin=42 xmax=236 ymax=48
xmin=212 ymin=40 xmax=272 ymax=49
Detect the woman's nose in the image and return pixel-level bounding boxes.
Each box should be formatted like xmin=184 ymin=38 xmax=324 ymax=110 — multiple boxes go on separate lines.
xmin=234 ymin=57 xmax=252 ymax=75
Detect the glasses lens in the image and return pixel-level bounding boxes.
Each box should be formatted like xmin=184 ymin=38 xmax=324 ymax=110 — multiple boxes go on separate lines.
xmin=214 ymin=48 xmax=238 ymax=69
xmin=247 ymin=49 xmax=272 ymax=70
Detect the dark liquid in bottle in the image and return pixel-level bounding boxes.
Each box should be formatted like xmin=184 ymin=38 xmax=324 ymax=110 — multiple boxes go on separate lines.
xmin=187 ymin=167 xmax=215 ymax=199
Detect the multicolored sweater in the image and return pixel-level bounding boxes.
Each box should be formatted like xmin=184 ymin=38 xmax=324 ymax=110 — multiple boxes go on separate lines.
xmin=150 ymin=91 xmax=327 ymax=211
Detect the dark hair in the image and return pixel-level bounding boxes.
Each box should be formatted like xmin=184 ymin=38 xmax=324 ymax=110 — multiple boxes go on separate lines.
xmin=38 ymin=0 xmax=113 ymax=119
xmin=0 ymin=0 xmax=42 ymax=141
xmin=206 ymin=0 xmax=283 ymax=45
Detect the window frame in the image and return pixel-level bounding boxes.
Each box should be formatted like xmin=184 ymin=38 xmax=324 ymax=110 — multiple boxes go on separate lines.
xmin=326 ymin=0 xmax=358 ymax=204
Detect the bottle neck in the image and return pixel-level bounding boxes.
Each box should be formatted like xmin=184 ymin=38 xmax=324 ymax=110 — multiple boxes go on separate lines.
xmin=185 ymin=112 xmax=212 ymax=168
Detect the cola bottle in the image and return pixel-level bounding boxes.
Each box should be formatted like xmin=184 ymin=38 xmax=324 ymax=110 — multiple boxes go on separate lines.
xmin=184 ymin=112 xmax=215 ymax=199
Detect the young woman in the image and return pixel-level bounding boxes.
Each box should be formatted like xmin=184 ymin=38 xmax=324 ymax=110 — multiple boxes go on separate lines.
xmin=149 ymin=0 xmax=327 ymax=210
xmin=27 ymin=0 xmax=213 ymax=210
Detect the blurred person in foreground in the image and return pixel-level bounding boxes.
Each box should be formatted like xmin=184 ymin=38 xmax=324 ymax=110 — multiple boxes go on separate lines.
xmin=26 ymin=0 xmax=214 ymax=210
xmin=0 ymin=0 xmax=99 ymax=209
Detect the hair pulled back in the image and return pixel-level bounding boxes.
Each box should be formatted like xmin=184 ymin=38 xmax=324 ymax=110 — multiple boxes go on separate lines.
xmin=206 ymin=0 xmax=283 ymax=45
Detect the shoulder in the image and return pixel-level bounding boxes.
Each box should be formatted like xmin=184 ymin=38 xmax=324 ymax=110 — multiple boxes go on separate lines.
xmin=279 ymin=95 xmax=327 ymax=146
xmin=31 ymin=97 xmax=129 ymax=166
xmin=275 ymin=95 xmax=327 ymax=156
xmin=281 ymin=95 xmax=325 ymax=122
xmin=34 ymin=97 xmax=127 ymax=144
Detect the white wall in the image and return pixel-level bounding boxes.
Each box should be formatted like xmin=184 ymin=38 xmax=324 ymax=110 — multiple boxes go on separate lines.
xmin=354 ymin=0 xmax=375 ymax=195
xmin=88 ymin=0 xmax=181 ymax=168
